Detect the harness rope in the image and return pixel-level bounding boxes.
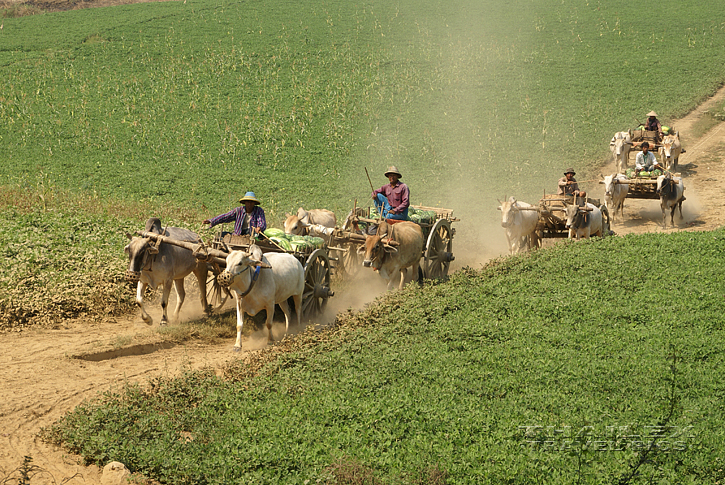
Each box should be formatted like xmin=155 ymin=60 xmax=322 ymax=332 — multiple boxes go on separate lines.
xmin=239 ymin=265 xmax=262 ymax=297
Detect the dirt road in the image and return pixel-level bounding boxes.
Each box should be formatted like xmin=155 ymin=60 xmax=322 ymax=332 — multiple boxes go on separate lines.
xmin=1 ymin=92 xmax=724 ymax=483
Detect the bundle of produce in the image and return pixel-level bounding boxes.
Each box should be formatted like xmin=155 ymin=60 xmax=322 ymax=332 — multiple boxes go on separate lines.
xmin=625 ymin=168 xmax=663 ymax=178
xmin=269 ymin=237 xmax=292 ymax=251
xmin=289 ymin=235 xmax=325 ymax=250
xmin=290 ymin=240 xmax=312 ymax=252
xmin=408 ymin=208 xmax=438 ymax=224
xmin=263 ymin=228 xmax=288 ymax=239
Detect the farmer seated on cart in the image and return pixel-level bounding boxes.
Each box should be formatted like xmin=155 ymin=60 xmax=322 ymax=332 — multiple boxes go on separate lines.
xmin=372 ymin=165 xmax=409 ymax=221
xmin=644 ymin=110 xmax=663 ymax=141
xmin=558 ymin=168 xmax=590 ymax=205
xmin=203 ymin=191 xmax=267 ymax=237
xmin=635 ymin=142 xmax=663 ymax=176
xmin=558 ymin=168 xmax=581 ymax=197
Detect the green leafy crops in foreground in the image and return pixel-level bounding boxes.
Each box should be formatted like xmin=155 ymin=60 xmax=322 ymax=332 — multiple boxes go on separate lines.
xmin=47 ymin=230 xmax=725 ymax=484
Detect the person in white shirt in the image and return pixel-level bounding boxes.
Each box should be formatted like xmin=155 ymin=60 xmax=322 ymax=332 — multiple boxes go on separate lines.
xmin=635 ymin=142 xmax=663 ymax=175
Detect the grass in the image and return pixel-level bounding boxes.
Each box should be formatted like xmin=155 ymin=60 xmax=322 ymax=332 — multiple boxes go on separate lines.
xmin=1 ymin=0 xmax=725 ymax=218
xmin=690 ymin=98 xmax=725 ymax=136
xmin=45 ymin=229 xmax=725 ymax=484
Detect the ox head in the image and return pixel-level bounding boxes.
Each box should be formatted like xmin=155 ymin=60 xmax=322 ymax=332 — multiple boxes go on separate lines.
xmin=123 ymin=235 xmax=159 ymax=283
xmin=660 ymin=132 xmax=680 ymax=160
xmin=357 ymin=229 xmax=397 ymax=270
xmin=603 ymin=174 xmax=617 ymax=198
xmin=283 ymin=209 xmax=310 ymax=236
xmin=656 ymin=173 xmax=679 ymax=199
xmin=219 ymin=247 xmax=272 ymax=288
xmin=610 ymin=132 xmax=631 ymax=157
xmin=498 ymin=196 xmax=519 ymax=228
xmin=564 ymin=203 xmax=589 ymax=229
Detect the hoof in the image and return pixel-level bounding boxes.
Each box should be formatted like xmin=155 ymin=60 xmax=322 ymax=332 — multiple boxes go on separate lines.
xmin=233 ymin=346 xmax=241 ymax=353
xmin=142 ymin=316 xmax=153 ymax=325
xmin=160 ymin=319 xmax=168 ymax=326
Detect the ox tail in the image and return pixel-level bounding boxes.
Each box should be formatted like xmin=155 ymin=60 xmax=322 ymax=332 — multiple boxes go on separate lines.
xmin=417 ymin=265 xmax=424 ymax=287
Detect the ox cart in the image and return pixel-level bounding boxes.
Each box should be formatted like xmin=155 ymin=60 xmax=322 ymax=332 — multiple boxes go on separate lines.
xmin=534 ymin=194 xmax=573 ymax=240
xmin=628 ymin=128 xmax=664 ymax=155
xmin=602 ymin=171 xmax=681 ymax=200
xmin=529 ymin=194 xmax=609 ymax=242
xmin=135 ymin=230 xmax=334 ymax=319
xmin=333 ymin=204 xmax=458 ymax=280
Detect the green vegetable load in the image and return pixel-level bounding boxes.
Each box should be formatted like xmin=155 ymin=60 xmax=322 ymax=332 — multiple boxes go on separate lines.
xmin=269 ymin=237 xmax=292 ymax=251
xmin=264 ymin=228 xmax=287 ymax=239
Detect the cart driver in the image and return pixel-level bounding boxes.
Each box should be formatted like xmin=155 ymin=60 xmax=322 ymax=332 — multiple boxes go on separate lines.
xmin=372 ymin=166 xmax=410 ymax=221
xmin=203 ymin=191 xmax=267 ymax=237
xmin=557 ymin=168 xmax=581 ymax=197
xmin=644 ymin=110 xmax=663 ymax=141
xmin=634 ymin=142 xmax=663 ymax=175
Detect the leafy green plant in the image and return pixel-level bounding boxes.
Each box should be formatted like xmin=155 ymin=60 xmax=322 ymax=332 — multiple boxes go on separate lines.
xmin=45 ymin=230 xmax=725 ymax=484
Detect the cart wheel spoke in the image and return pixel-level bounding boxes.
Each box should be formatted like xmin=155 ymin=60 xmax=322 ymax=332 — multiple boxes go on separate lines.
xmin=206 ymin=269 xmax=229 ymax=312
xmin=423 ymin=219 xmax=453 ymax=280
xmin=302 ymin=249 xmax=332 ymax=319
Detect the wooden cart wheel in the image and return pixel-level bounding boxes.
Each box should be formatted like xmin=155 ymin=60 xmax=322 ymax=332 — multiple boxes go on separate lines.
xmin=301 ymin=249 xmax=333 ymax=318
xmin=206 ymin=263 xmax=231 ymax=312
xmin=422 ymin=218 xmax=454 ymax=279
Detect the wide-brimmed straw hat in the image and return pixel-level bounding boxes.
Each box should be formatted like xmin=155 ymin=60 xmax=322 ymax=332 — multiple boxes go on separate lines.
xmin=239 ymin=191 xmax=261 ymax=204
xmin=384 ymin=165 xmax=402 ymax=178
xmin=564 ymin=168 xmax=576 ymax=175
xmin=647 ymin=111 xmax=658 ymax=117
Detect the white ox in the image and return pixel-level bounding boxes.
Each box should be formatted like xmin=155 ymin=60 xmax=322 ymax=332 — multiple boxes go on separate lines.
xmin=603 ymin=174 xmax=629 ymax=223
xmin=609 ymin=131 xmax=632 ymax=174
xmin=656 ymin=173 xmax=685 ymax=229
xmin=498 ymin=197 xmax=539 ymax=254
xmin=218 ymin=247 xmax=304 ymax=351
xmin=284 ymin=208 xmax=337 ymax=237
xmin=358 ymin=221 xmax=424 ymax=290
xmin=659 ymin=132 xmax=682 ymax=171
xmin=564 ymin=203 xmax=603 ymax=240
xmin=125 ymin=218 xmax=210 ymax=325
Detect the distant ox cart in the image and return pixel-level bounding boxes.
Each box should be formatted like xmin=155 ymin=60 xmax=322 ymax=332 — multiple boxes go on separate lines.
xmin=499 ymin=194 xmax=609 ymax=253
xmin=610 ymin=127 xmax=682 ymax=173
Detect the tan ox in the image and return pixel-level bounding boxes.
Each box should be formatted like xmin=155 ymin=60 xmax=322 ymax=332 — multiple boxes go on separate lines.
xmin=124 ymin=218 xmax=210 ymax=325
xmin=659 ymin=132 xmax=682 ymax=171
xmin=358 ymin=221 xmax=424 ymax=290
xmin=284 ymin=207 xmax=337 ymax=236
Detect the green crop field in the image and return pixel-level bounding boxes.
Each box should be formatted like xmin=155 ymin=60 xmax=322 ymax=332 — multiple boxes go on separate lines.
xmin=3 ymin=0 xmax=725 ymax=481
xmin=47 ymin=230 xmax=725 ymax=484
xmin=2 ymin=0 xmax=725 ymax=326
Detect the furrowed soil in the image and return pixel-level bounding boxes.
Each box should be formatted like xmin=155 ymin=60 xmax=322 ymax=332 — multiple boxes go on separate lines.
xmin=0 ymin=2 xmax=724 ymax=476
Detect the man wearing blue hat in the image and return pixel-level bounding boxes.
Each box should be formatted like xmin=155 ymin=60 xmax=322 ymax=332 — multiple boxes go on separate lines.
xmin=203 ymin=191 xmax=267 ymax=236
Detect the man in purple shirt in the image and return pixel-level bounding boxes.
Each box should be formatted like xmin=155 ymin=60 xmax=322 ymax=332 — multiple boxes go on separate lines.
xmin=372 ymin=166 xmax=409 ymax=221
xmin=203 ymin=191 xmax=267 ymax=236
